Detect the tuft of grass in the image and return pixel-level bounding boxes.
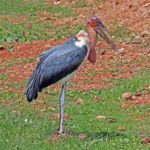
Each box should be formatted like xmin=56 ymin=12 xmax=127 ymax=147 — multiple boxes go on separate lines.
xmin=0 ymin=20 xmax=54 ymax=44
xmin=0 ymin=74 xmax=8 ymax=81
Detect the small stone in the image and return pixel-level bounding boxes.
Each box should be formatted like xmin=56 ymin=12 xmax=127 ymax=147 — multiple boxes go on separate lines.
xmin=122 ymin=92 xmax=132 ymax=100
xmin=79 ymin=133 xmax=87 ymax=140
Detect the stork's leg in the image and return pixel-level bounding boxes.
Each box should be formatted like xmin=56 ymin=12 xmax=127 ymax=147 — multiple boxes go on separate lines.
xmin=58 ymin=82 xmax=67 ymax=134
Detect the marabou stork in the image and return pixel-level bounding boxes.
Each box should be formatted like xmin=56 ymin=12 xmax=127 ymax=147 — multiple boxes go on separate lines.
xmin=25 ymin=16 xmax=122 ymax=134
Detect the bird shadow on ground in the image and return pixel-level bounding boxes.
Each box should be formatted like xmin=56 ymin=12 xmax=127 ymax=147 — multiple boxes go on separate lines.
xmin=87 ymin=131 xmax=126 ymax=140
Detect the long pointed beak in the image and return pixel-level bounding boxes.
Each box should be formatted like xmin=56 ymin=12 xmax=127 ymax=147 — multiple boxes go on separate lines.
xmin=95 ymin=19 xmax=123 ymax=53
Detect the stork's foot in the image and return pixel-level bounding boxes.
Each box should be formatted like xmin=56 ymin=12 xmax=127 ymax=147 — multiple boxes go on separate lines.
xmin=56 ymin=126 xmax=65 ymax=135
xmin=58 ymin=129 xmax=64 ymax=135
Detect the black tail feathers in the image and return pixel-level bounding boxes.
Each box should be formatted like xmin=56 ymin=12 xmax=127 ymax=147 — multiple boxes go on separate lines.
xmin=25 ymin=86 xmax=38 ymax=102
xmin=25 ymin=76 xmax=39 ymax=102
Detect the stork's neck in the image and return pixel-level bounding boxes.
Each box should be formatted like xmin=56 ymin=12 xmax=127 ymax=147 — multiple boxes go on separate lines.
xmin=87 ymin=26 xmax=97 ymax=63
xmin=88 ymin=26 xmax=97 ymax=48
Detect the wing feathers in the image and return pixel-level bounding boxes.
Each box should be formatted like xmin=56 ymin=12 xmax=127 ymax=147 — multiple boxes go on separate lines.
xmin=25 ymin=44 xmax=87 ymax=102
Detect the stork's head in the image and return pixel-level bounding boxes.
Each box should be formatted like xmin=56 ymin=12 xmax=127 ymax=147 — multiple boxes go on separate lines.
xmin=87 ymin=16 xmax=123 ymax=63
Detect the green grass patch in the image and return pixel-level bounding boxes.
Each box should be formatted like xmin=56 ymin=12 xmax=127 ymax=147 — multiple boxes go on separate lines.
xmin=5 ymin=57 xmax=36 ymax=67
xmin=53 ymin=24 xmax=86 ymax=39
xmin=0 ymin=20 xmax=53 ymax=44
xmin=48 ymin=5 xmax=76 ymax=17
xmin=0 ymin=0 xmax=77 ymax=45
xmin=0 ymin=69 xmax=150 ymax=149
xmin=0 ymin=0 xmax=47 ymax=15
xmin=0 ymin=74 xmax=8 ymax=81
xmin=112 ymin=26 xmax=139 ymax=44
xmin=110 ymin=21 xmax=140 ymax=44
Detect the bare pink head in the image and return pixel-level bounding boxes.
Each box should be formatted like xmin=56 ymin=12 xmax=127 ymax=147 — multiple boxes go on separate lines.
xmin=87 ymin=16 xmax=121 ymax=63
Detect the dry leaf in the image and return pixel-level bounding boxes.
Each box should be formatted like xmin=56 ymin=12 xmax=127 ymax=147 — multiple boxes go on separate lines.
xmin=75 ymin=98 xmax=84 ymax=105
xmin=118 ymin=126 xmax=126 ymax=132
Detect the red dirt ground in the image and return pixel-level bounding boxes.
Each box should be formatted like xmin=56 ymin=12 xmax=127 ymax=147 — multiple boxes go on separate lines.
xmin=0 ymin=0 xmax=150 ymax=107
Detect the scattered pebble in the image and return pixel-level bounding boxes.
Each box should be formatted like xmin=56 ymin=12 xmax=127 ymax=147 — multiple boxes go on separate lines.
xmin=122 ymin=92 xmax=133 ymax=100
